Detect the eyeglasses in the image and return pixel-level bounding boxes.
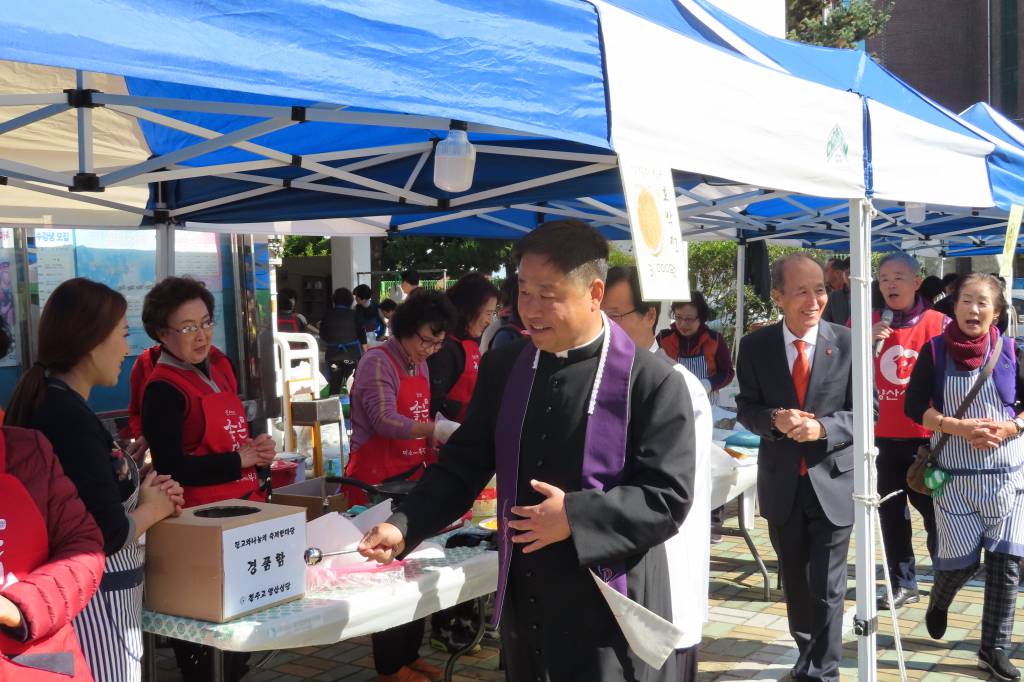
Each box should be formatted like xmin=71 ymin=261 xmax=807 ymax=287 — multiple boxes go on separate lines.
xmin=415 ymin=331 xmax=445 ymax=351
xmin=673 ymin=316 xmax=699 ymax=324
xmin=606 ymin=309 xmax=639 ymax=322
xmin=168 ymin=319 xmax=215 ymax=335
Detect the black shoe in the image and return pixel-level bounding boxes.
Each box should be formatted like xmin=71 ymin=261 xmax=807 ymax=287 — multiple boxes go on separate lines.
xmin=925 ymin=605 xmax=948 ymax=640
xmin=877 ymin=586 xmax=919 ymax=610
xmin=979 ymin=647 xmax=1021 ymax=681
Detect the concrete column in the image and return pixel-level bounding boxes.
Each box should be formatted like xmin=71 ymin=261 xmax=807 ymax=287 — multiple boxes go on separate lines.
xmin=330 ymin=236 xmax=372 ymax=292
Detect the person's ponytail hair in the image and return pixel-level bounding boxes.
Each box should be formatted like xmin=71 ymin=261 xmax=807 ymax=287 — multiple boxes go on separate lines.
xmin=5 ymin=278 xmax=127 ymax=427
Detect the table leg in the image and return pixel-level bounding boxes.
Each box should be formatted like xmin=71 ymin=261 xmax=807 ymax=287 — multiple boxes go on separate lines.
xmin=143 ymin=633 xmax=157 ymax=682
xmin=211 ymin=647 xmax=225 ymax=682
xmin=443 ymin=596 xmax=488 ymax=682
xmin=737 ymin=491 xmax=771 ymax=600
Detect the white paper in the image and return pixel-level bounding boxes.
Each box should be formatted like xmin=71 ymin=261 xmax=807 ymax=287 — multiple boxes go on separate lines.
xmin=351 ymin=500 xmax=394 ymax=535
xmin=404 ymin=541 xmax=445 ymax=560
xmin=618 ymin=155 xmax=690 ymax=302
xmin=221 ymin=512 xmax=306 ymax=620
xmin=590 ymin=570 xmax=683 ymax=670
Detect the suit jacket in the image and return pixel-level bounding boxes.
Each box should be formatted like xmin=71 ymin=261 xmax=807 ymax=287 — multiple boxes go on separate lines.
xmin=736 ymin=321 xmax=855 ymax=527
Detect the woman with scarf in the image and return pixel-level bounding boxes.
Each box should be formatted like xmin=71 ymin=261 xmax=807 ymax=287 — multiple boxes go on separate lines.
xmin=870 ymin=253 xmax=948 ymax=611
xmin=657 ymin=292 xmax=734 ymax=404
xmin=905 ymin=272 xmax=1024 ymax=682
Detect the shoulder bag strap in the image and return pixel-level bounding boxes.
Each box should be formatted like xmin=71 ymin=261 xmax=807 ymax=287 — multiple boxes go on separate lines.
xmin=931 ymin=335 xmax=1003 ymax=459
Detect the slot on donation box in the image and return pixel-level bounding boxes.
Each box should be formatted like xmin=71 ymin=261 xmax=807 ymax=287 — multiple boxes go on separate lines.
xmin=145 ymin=500 xmax=307 ymax=622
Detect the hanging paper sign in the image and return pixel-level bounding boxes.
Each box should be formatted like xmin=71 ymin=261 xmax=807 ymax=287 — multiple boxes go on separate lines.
xmin=1000 ymin=204 xmax=1023 ymax=281
xmin=619 ymin=156 xmax=690 ymax=301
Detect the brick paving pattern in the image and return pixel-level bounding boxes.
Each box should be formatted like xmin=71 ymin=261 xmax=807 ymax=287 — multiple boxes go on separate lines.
xmin=153 ymin=502 xmax=1024 ymax=680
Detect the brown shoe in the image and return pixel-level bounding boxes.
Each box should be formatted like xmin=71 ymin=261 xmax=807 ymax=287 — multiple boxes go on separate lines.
xmin=377 ymin=666 xmax=430 ymax=682
xmin=410 ymin=658 xmax=444 ymax=682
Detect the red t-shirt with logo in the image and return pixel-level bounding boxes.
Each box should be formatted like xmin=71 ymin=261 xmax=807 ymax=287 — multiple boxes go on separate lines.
xmin=874 ymin=308 xmax=948 ymax=438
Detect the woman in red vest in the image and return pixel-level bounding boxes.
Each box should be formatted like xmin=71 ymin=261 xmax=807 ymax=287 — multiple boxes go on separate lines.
xmin=428 ymin=272 xmax=498 ymax=423
xmin=0 ymin=319 xmax=105 ymax=681
xmin=871 ymin=253 xmax=948 ymax=611
xmin=347 ymin=290 xmax=457 ymax=682
xmin=139 ymin=276 xmax=276 ymax=682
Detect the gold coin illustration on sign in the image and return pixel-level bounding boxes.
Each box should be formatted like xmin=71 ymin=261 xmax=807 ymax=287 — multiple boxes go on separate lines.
xmin=636 ymin=188 xmax=663 ymax=255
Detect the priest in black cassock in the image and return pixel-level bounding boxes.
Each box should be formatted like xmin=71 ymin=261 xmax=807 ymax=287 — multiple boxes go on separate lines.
xmin=359 ymin=219 xmax=697 ymax=682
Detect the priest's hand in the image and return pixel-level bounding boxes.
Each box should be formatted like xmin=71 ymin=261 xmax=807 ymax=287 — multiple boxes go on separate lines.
xmin=357 ymin=523 xmax=406 ymax=564
xmin=509 ymin=480 xmax=571 ymax=554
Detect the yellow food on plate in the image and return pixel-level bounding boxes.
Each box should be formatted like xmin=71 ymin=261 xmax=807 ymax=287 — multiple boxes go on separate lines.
xmin=636 ymin=188 xmax=663 ymax=254
xmin=478 ymin=517 xmax=498 ymax=531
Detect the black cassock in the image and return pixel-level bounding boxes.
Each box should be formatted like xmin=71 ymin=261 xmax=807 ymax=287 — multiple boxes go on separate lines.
xmin=390 ymin=334 xmax=695 ymax=682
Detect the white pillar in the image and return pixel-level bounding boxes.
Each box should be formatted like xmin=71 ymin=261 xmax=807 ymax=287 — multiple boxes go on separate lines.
xmin=734 ymin=242 xmax=745 ymax=361
xmin=330 ymin=236 xmax=372 ymax=292
xmin=850 ymin=198 xmax=878 ymax=682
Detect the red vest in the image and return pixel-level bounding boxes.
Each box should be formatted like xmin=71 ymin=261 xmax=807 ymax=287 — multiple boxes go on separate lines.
xmin=874 ymin=308 xmax=948 ymax=438
xmin=127 ymin=345 xmax=161 ymax=439
xmin=277 ymin=313 xmax=300 ymax=333
xmin=444 ymin=337 xmax=480 ymax=422
xmin=0 ymin=431 xmax=93 ymax=681
xmin=146 ymin=349 xmax=265 ymax=507
xmin=344 ymin=346 xmax=432 ymax=506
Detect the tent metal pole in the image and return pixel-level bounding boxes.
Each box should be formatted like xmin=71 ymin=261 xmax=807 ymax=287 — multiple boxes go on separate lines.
xmin=448 ymin=163 xmax=613 ymax=207
xmin=850 ymin=197 xmax=878 ymax=682
xmin=75 ymin=71 xmax=94 ymax=176
xmin=734 ymin=240 xmax=745 ymax=361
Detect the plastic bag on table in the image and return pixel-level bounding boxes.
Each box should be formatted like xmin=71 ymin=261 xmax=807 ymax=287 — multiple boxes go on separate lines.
xmin=305 ymin=557 xmax=407 ymax=592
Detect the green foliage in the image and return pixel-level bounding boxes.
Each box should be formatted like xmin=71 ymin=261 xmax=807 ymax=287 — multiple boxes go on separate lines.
xmin=787 ymin=0 xmax=894 ymax=48
xmin=688 ymin=242 xmax=835 ymax=348
xmin=608 ymin=246 xmax=636 ymax=268
xmin=381 ymin=236 xmax=514 ymax=277
xmin=282 ymin=236 xmax=330 ymax=257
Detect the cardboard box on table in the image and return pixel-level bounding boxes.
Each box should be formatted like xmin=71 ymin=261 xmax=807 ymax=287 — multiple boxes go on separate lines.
xmin=272 ymin=476 xmax=348 ymax=521
xmin=145 ymin=500 xmax=307 ymax=623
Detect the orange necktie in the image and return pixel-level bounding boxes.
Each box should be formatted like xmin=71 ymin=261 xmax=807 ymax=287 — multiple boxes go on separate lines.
xmin=792 ymin=339 xmax=810 ymax=476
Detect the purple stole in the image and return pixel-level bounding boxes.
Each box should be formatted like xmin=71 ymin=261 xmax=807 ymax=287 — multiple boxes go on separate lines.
xmin=492 ymin=319 xmax=635 ymax=625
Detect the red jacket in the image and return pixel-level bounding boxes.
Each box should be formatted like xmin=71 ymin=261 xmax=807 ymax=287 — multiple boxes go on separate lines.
xmin=127 ymin=346 xmax=161 ymax=439
xmin=1 ymin=426 xmax=104 ymax=681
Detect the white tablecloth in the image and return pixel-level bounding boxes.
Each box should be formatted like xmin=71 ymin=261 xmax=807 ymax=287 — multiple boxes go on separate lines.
xmin=143 ymin=545 xmax=497 ymax=652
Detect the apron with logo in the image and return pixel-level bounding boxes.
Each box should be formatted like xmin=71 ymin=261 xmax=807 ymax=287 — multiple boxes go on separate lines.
xmin=443 ymin=336 xmax=480 ymax=422
xmin=873 ymin=308 xmax=946 ymax=438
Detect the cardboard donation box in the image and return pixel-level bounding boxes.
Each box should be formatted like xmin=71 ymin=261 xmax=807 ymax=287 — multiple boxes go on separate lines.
xmin=272 ymin=477 xmax=348 ymax=521
xmin=145 ymin=500 xmax=307 ymax=622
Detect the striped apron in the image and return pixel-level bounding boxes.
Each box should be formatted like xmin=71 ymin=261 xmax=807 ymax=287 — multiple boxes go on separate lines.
xmin=931 ymin=352 xmax=1024 ymax=571
xmin=73 ymin=454 xmax=145 ymax=682
xmin=677 ymin=352 xmax=719 ymax=406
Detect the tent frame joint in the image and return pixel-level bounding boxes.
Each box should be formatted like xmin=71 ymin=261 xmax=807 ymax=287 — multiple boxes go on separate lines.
xmin=438 ymin=197 xmax=450 ymax=209
xmin=153 ymin=208 xmax=171 ymax=223
xmin=64 ymin=88 xmax=100 ymax=108
xmin=853 ymin=615 xmax=877 ymax=636
xmin=70 ymin=172 xmax=102 ymax=192
xmin=291 ymin=106 xmax=307 ymax=123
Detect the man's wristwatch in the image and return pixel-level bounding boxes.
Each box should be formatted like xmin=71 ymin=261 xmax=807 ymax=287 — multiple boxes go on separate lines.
xmin=1012 ymin=416 xmax=1024 ymax=437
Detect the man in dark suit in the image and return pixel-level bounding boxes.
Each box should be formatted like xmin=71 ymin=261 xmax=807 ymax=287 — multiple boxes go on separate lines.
xmin=736 ymin=254 xmax=854 ymax=682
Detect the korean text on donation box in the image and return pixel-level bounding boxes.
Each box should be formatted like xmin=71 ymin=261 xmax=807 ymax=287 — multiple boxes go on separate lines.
xmin=222 ymin=515 xmax=305 ymax=619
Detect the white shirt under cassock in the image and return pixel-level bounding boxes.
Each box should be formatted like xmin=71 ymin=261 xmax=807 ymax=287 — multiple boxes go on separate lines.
xmin=651 ymin=340 xmax=711 ymax=649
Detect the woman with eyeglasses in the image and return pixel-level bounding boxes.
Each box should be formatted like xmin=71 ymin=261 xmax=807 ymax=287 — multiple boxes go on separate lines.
xmin=346 ymin=289 xmax=457 ymax=682
xmin=5 ymin=279 xmax=183 ymax=682
xmin=139 ymin=276 xmax=274 ymax=682
xmin=657 ymin=292 xmax=735 ymax=403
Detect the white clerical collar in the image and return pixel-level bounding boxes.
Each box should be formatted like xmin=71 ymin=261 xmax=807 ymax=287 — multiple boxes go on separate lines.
xmin=648 ymin=339 xmax=659 ymax=353
xmin=782 ymin=322 xmax=819 ymax=347
xmin=553 ymin=320 xmax=606 ymax=358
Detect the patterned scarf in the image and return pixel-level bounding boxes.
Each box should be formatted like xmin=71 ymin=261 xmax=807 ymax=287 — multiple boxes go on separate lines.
xmin=944 ymin=323 xmax=997 ymax=370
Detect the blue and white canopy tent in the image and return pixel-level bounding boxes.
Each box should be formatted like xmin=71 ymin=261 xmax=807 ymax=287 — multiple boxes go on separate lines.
xmin=0 ymin=2 xmax=1020 ymax=679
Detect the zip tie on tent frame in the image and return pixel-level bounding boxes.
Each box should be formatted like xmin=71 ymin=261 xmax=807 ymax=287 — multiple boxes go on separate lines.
xmin=852 ymin=444 xmax=909 ymax=682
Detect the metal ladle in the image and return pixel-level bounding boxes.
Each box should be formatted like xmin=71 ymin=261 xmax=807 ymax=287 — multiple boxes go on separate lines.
xmin=303 ymin=547 xmax=362 ymax=566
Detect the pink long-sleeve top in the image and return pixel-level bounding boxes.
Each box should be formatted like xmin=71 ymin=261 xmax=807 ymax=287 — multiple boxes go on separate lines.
xmin=350 ymin=337 xmax=430 ymax=452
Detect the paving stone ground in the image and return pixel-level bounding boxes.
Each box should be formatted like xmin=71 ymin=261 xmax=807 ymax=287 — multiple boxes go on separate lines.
xmin=154 ymin=501 xmax=1024 ymax=680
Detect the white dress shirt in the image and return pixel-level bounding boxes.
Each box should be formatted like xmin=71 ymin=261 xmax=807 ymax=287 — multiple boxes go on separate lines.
xmin=782 ymin=322 xmax=819 ymax=373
